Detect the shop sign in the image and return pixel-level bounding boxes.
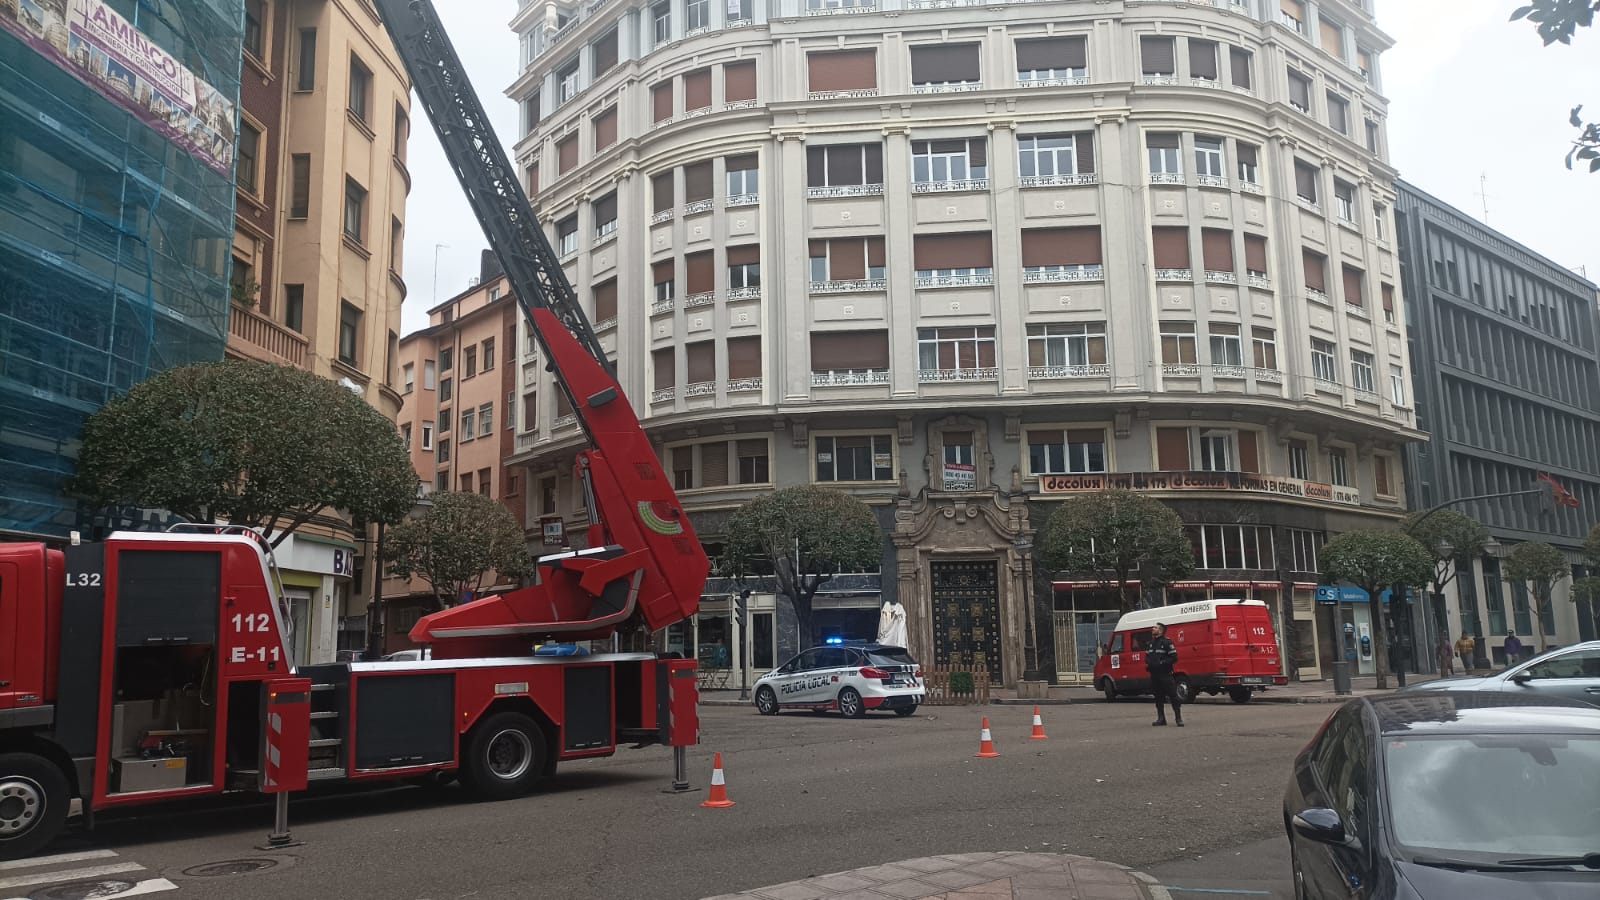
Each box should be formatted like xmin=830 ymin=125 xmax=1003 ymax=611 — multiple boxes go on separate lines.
xmin=1039 ymin=470 xmax=1360 ymax=506
xmin=540 ymin=515 xmax=566 ymax=546
xmin=943 ymin=462 xmax=975 ymax=490
xmin=1316 ymin=585 xmax=1412 ymax=605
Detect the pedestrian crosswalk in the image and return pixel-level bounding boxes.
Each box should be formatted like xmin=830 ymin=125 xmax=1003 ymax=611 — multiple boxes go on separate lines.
xmin=0 ymin=848 xmax=176 ymax=899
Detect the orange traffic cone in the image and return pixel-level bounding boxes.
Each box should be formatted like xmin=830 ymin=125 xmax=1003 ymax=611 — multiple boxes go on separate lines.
xmin=1029 ymin=706 xmax=1049 ymax=741
xmin=701 ymin=752 xmax=735 ymax=808
xmin=975 ymin=717 xmax=1001 ymax=758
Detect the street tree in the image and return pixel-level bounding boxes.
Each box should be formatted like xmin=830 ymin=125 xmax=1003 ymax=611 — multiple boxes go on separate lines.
xmin=71 ymin=359 xmax=418 ymax=546
xmin=383 ymin=491 xmax=533 ymax=611
xmin=1038 ymin=490 xmax=1193 ymax=613
xmin=1320 ymin=530 xmax=1434 ymax=690
xmin=1511 ymin=2 xmax=1600 ymax=170
xmin=1502 ymin=540 xmax=1571 ymax=653
xmin=1403 ymin=509 xmax=1489 ymax=626
xmin=1576 ymin=525 xmax=1600 ymax=636
xmin=724 ymin=485 xmax=883 ymax=648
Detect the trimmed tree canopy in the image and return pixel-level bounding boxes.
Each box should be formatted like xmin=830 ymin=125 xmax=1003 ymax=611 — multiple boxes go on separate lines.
xmin=1038 ymin=490 xmax=1193 ymax=612
xmin=725 ymin=485 xmax=883 ymax=648
xmin=71 ymin=359 xmax=419 ymax=544
xmin=384 ymin=491 xmax=533 ymax=610
xmin=1321 ymin=529 xmax=1433 ymax=689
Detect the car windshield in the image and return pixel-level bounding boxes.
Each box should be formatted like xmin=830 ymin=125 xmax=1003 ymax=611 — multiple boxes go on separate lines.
xmin=1384 ymin=733 xmax=1600 ymax=859
xmin=866 ymin=648 xmax=916 ymax=666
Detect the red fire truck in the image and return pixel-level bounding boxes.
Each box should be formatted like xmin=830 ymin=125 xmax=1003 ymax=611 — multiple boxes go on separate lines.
xmin=0 ymin=0 xmax=708 ymax=860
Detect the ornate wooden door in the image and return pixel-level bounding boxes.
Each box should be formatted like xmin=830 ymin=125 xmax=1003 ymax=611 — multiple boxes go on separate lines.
xmin=930 ymin=560 xmax=1002 ymax=679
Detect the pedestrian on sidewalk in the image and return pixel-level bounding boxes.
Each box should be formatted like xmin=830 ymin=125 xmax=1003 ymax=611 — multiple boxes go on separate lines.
xmin=1436 ymin=635 xmax=1454 ymax=676
xmin=1454 ymin=632 xmax=1475 ymax=672
xmin=1503 ymin=632 xmax=1524 ymax=669
xmin=1146 ymin=623 xmax=1183 ymax=727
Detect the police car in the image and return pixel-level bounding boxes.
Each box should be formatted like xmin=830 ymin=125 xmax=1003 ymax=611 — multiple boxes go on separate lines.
xmin=752 ymin=642 xmax=924 ymax=718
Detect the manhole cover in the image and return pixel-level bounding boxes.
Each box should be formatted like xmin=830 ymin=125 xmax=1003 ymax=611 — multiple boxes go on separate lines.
xmin=181 ymin=857 xmax=281 ymax=877
xmin=29 ymin=880 xmax=139 ymax=900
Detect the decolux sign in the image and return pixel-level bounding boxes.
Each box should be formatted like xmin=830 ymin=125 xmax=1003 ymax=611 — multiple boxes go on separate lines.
xmin=1039 ymin=471 xmax=1361 ymax=506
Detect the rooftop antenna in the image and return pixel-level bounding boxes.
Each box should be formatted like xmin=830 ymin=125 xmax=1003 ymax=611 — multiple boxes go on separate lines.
xmin=432 ymin=242 xmax=450 ymax=305
xmin=1474 ymin=172 xmax=1492 ymax=225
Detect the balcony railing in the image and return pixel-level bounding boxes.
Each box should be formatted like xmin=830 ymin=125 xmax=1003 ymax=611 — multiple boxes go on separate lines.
xmin=1155 ymin=268 xmax=1193 ymax=281
xmin=1298 ymin=198 xmax=1322 ymax=214
xmin=228 ymin=303 xmax=308 ymax=367
xmin=1196 ymin=174 xmax=1229 ymax=188
xmin=726 ymin=193 xmax=759 ymax=207
xmin=724 ymin=99 xmax=758 ymax=111
xmin=515 ymin=429 xmax=540 ymax=450
xmin=1210 ymin=365 xmax=1247 ymax=379
xmin=650 ymin=388 xmax=676 ymax=403
xmin=1162 ymin=363 xmax=1200 ymax=376
xmin=918 ymin=367 xmax=997 ymax=383
xmin=1253 ymin=368 xmax=1284 ymax=384
xmin=1239 ymin=180 xmax=1264 ymax=195
xmin=1306 ymin=287 xmax=1330 ymax=304
xmin=916 ymin=272 xmax=994 ymax=288
xmin=1149 ymin=172 xmax=1185 ymax=184
xmin=813 ymin=369 xmax=889 ymax=386
xmin=728 ymin=376 xmax=763 ymax=393
xmin=649 ymin=209 xmax=674 ymax=225
xmin=807 ymin=183 xmax=885 ymax=198
xmin=1018 ymin=75 xmax=1090 ymax=88
xmin=683 ymin=199 xmax=715 ymax=215
xmin=1248 ymin=273 xmax=1272 ymax=290
xmin=912 ymin=81 xmax=982 ymax=94
xmin=811 ymin=278 xmax=887 ymax=293
xmin=685 ymin=381 xmax=717 ymax=397
xmin=807 ymin=88 xmax=880 ymax=101
xmin=684 ymin=291 xmax=716 ymax=309
xmin=807 ymin=2 xmax=877 ymax=14
xmin=726 ymin=286 xmax=761 ymax=301
xmin=1142 ymin=74 xmax=1182 ymax=86
xmin=1020 ymin=173 xmax=1098 ymax=187
xmin=1204 ymin=270 xmax=1238 ymax=284
xmin=908 ymin=0 xmax=983 ymax=7
xmin=553 ymin=413 xmax=578 ymax=429
xmin=1024 ymin=265 xmax=1104 ymax=283
xmin=912 ymin=178 xmax=989 ymax=193
xmin=594 ymin=315 xmax=618 ymax=332
xmin=1030 ymin=364 xmax=1110 ymax=379
xmin=650 ymin=299 xmax=675 ymax=316
xmin=1190 ymin=77 xmax=1221 ymax=90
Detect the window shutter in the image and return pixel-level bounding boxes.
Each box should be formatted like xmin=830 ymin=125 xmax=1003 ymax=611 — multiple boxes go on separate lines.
xmin=684 ymin=161 xmax=714 ymax=201
xmin=526 ymin=162 xmax=538 ymax=196
xmin=1201 ymin=229 xmax=1234 ymax=271
xmin=808 ymin=49 xmax=877 ymax=93
xmin=864 ymin=144 xmax=884 ymax=183
xmin=555 ymin=389 xmax=573 ymax=417
xmin=1021 ymin=227 xmax=1102 ymax=267
xmin=593 ymin=30 xmax=619 ymax=76
xmin=652 ymin=81 xmax=673 ymax=121
xmin=724 ymin=61 xmax=757 ymax=102
xmin=1152 ymin=227 xmax=1190 ymax=269
xmin=1230 ymin=47 xmax=1252 ymax=88
xmin=1244 ymin=234 xmax=1268 ymax=273
xmin=1294 ymin=161 xmax=1318 ymax=200
xmin=592 ymin=192 xmax=617 ymax=225
xmin=727 ymin=244 xmax=760 ymax=267
xmin=811 ymin=331 xmax=889 ymax=370
xmin=1342 ymin=266 xmax=1364 ymax=306
xmin=913 ymin=232 xmax=993 ymax=270
xmin=672 ymin=446 xmax=692 ymax=481
xmin=1282 ymin=0 xmax=1305 ymax=17
xmin=1020 ymin=230 xmax=1061 ymax=268
xmin=1320 ymin=19 xmax=1344 ymax=57
xmin=701 ymin=443 xmax=729 ymax=487
xmin=1375 ymin=456 xmax=1391 ymax=496
xmin=1303 ymin=250 xmax=1327 ymax=291
xmin=911 ymin=43 xmax=980 ymax=83
xmin=1381 ymin=283 xmax=1395 ymax=313
xmin=806 ymin=146 xmax=827 ymax=186
xmin=653 ymin=258 xmax=674 ymax=285
xmin=593 ymin=279 xmax=618 ymax=320
xmin=967 ymin=138 xmax=987 ymax=169
xmin=866 ymin=236 xmax=886 ymax=267
xmin=652 ymin=171 xmax=674 ymax=212
xmin=1147 ymin=132 xmax=1180 ymax=150
xmin=594 ymin=108 xmax=617 ymax=150
xmin=1189 ymin=39 xmax=1218 ymax=80
xmin=1156 ymin=427 xmax=1191 ymax=471
xmin=557 ymin=136 xmax=577 ymax=173
xmin=653 ymin=347 xmax=675 ymax=389
xmin=1075 ymin=131 xmax=1096 ymax=174
xmin=1066 ymin=428 xmax=1103 ymax=445
xmin=829 ymin=239 xmax=866 ymax=280
xmin=726 ymin=152 xmax=758 ymax=173
xmin=1015 ymin=37 xmax=1084 ymax=71
xmin=684 ymin=68 xmax=712 ymax=111
xmin=1028 ymin=429 xmax=1064 ymax=446
xmin=1140 ymin=36 xmax=1175 ymax=75
xmin=685 ymin=250 xmax=714 ymax=293
xmin=1288 ymin=72 xmax=1311 ymax=109
xmin=727 ymin=336 xmax=761 ymax=378
xmin=1238 ymin=430 xmax=1260 ymax=473
xmin=686 ymin=341 xmax=715 ymax=383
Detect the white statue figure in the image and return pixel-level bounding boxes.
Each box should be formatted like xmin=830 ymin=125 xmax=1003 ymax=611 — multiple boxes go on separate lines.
xmin=877 ymin=599 xmax=908 ymax=647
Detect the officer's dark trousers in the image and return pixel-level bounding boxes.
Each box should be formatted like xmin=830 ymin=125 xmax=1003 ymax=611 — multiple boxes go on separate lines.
xmin=1152 ymin=671 xmax=1182 ymax=721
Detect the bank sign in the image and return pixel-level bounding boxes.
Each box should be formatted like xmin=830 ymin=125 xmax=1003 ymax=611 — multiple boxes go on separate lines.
xmin=1039 ymin=470 xmax=1361 ymax=506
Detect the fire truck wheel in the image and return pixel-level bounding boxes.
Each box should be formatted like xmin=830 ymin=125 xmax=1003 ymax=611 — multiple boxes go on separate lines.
xmin=463 ymin=713 xmax=547 ymax=800
xmin=1173 ymin=677 xmax=1195 ymax=705
xmin=0 ymin=753 xmax=68 ymax=861
xmin=1227 ymin=686 xmax=1253 ymax=704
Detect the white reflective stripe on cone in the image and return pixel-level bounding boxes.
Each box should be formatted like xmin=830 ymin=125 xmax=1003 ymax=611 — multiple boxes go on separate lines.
xmin=711 ymin=768 xmax=726 ymax=786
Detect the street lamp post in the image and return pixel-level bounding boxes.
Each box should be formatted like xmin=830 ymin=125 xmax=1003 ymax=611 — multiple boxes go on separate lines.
xmin=1015 ymin=537 xmax=1040 ymax=683
xmin=737 ymin=588 xmax=752 ymax=701
xmin=1473 ymin=538 xmax=1503 ymax=670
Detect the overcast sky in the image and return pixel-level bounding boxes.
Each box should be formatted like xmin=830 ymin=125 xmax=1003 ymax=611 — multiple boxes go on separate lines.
xmin=399 ymin=1 xmax=1600 ymax=335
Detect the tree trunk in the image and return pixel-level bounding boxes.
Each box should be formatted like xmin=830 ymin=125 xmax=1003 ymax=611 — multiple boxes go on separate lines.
xmin=790 ymin=590 xmax=817 ymax=648
xmin=1536 ymin=589 xmax=1552 ymax=653
xmin=1370 ymin=584 xmax=1389 ymax=690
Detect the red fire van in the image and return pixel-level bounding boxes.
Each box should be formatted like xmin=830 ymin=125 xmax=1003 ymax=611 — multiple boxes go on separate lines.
xmin=1092 ymin=599 xmax=1287 ymax=703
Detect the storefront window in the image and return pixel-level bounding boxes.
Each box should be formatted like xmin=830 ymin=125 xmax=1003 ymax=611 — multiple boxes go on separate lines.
xmin=698 ymin=615 xmax=731 ymax=669
xmin=1483 ymin=558 xmax=1507 ymax=635
xmin=752 ymin=611 xmax=774 ymax=669
xmin=1051 ymin=588 xmax=1119 ymax=681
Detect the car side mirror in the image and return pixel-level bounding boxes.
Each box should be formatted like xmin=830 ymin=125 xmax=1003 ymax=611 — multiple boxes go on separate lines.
xmin=1512 ymin=670 xmax=1534 ymax=684
xmin=1291 ymin=808 xmax=1347 ymax=846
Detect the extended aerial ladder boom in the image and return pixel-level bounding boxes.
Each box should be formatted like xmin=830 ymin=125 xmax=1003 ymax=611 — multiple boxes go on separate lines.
xmin=374 ymin=0 xmax=708 ymax=654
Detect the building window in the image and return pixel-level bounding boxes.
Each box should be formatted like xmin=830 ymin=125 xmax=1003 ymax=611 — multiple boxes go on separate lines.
xmin=654 ymin=260 xmax=675 ymax=302
xmin=912 ymin=138 xmax=986 ymax=185
xmin=815 ymin=434 xmax=895 ymax=482
xmin=1237 ymin=142 xmax=1260 ymax=184
xmin=403 ymin=363 xmax=415 ymax=394
xmin=1194 ymin=524 xmax=1274 ymax=570
xmin=1197 ymin=429 xmax=1234 ymax=472
xmin=1015 ymin=35 xmax=1087 ymax=82
xmin=1366 ymin=119 xmax=1382 ymax=155
xmin=1374 ymin=455 xmax=1394 ymax=497
xmin=686 ymin=0 xmax=710 ymax=30
xmin=482 ymin=338 xmax=496 ymax=371
xmin=1294 ymin=160 xmax=1320 ymax=205
xmin=1147 ymin=133 xmax=1182 ymax=176
xmin=1390 ymin=365 xmax=1406 ymax=406
xmin=1140 ymin=35 xmax=1176 ymax=76
xmin=440 ymin=376 xmax=452 ymax=403
xmin=917 ymin=326 xmax=996 ymax=375
xmin=1194 ymin=135 xmax=1225 ymax=178
xmin=421 ymin=421 xmax=434 ymax=450
xmin=1287 ymin=68 xmax=1312 ymax=114
xmin=464 ymin=346 xmax=478 ymax=378
xmin=244 ymin=0 xmax=265 ymax=58
xmin=726 ymin=156 xmax=759 ymax=198
xmin=237 ymin=121 xmax=261 ymax=195
xmin=1209 ymin=323 xmax=1243 ymax=366
xmin=912 ymin=232 xmax=993 ymax=282
xmin=652 ymin=0 xmax=671 ymax=44
xmin=1311 ymin=339 xmax=1338 ymax=383
xmin=1230 ymin=46 xmax=1253 ymax=90
xmin=289 ymin=154 xmax=310 ymax=219
xmin=1373 ymin=203 xmax=1388 ymax=241
xmin=424 ymin=359 xmax=437 ymax=390
xmin=1027 ymin=323 xmax=1106 ymax=369
xmin=1189 ymin=38 xmax=1219 ymax=83
xmin=1018 ymin=133 xmax=1093 ymax=178
xmin=437 ymin=472 xmax=450 ymax=493
xmin=1027 ymin=428 xmax=1106 ymax=475
xmin=1326 ymin=92 xmax=1349 ymax=135
xmin=1251 ymin=327 xmax=1277 ymax=369
xmin=738 ymin=439 xmax=770 ymax=484
xmin=338 ymin=302 xmax=361 ymax=366
xmin=401 ymin=423 xmax=412 ymax=450
xmin=728 ymin=251 xmax=761 ymax=289
xmin=1351 ymin=350 xmax=1376 ymax=393
xmin=344 ymin=178 xmax=366 ymax=243
xmin=460 ymin=408 xmax=476 ymax=440
xmin=1160 ymin=321 xmax=1197 ymax=365
xmin=461 ymin=473 xmax=474 ymax=492
xmin=478 ymin=468 xmax=492 ymax=497
xmin=284 ymin=284 xmax=304 ymax=332
xmin=557 ymin=60 xmax=580 ymax=105
xmin=557 ymin=216 xmax=578 ymax=256
xmin=593 ymin=193 xmax=618 ymax=240
xmin=437 ymin=438 xmax=451 ymax=463
xmin=349 ymin=55 xmax=371 ymax=123
xmin=1288 ymin=439 xmax=1310 ymax=480
xmin=1334 ymin=180 xmax=1357 ymax=223
xmin=809 ymin=237 xmax=886 ymax=283
xmin=479 ymin=402 xmax=494 ymax=436
xmin=807 ymin=143 xmax=884 ymax=192
xmin=910 ymin=43 xmax=981 ymax=91
xmin=1328 ymin=449 xmax=1350 ymax=487
xmin=1288 ymin=528 xmax=1322 ymax=573
xmin=393 ymin=106 xmax=408 ymax=163
xmin=296 ymin=28 xmax=316 ymax=92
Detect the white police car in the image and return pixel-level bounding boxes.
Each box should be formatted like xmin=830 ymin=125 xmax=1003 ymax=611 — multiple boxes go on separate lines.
xmin=752 ymin=642 xmax=924 ymax=718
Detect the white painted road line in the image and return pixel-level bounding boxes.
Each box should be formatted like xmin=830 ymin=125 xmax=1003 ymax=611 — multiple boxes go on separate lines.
xmin=0 ymin=848 xmax=120 ymax=871
xmin=2 ymin=877 xmax=178 ymax=900
xmin=0 ymin=861 xmax=145 ymax=891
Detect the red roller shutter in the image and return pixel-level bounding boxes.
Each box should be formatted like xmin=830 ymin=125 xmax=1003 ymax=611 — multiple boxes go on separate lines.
xmin=811 ymin=331 xmax=889 ymax=370
xmin=724 ymin=61 xmax=757 ymax=102
xmin=593 ymin=279 xmax=617 ymax=321
xmin=594 ymin=108 xmax=617 ymax=150
xmin=728 ymin=336 xmax=761 ymax=378
xmin=808 ymin=49 xmax=877 ymax=93
xmin=686 ymin=251 xmax=714 ymax=294
xmin=912 ymin=232 xmax=992 ymax=270
xmin=1201 ymin=229 xmax=1234 ymax=271
xmin=652 ymin=81 xmax=673 ymax=122
xmin=684 ymin=69 xmax=712 ymax=111
xmin=1303 ymin=250 xmax=1327 ymax=292
xmin=1152 ymin=227 xmax=1190 ymax=269
xmin=1156 ymin=427 xmax=1191 ymax=471
xmin=1244 ymin=234 xmax=1268 ymax=274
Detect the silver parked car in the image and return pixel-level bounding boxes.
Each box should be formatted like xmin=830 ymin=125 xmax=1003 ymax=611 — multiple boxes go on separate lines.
xmin=1402 ymin=639 xmax=1600 ymax=707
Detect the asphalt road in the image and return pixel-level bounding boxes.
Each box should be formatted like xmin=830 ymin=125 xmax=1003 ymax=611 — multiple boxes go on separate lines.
xmin=21 ymin=699 xmax=1334 ymax=900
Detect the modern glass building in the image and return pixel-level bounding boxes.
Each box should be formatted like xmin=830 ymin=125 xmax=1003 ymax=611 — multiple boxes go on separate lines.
xmin=0 ymin=0 xmax=243 ymax=540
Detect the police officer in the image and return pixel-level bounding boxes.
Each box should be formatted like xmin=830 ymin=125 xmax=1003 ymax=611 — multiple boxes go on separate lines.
xmin=1146 ymin=623 xmax=1183 ymax=727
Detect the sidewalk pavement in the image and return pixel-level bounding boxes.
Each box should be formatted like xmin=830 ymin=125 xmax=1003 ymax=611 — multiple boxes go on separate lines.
xmin=700 ymin=851 xmax=1170 ymax=900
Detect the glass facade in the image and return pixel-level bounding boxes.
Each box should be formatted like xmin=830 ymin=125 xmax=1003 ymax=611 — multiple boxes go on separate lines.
xmin=0 ymin=0 xmax=243 ymax=539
